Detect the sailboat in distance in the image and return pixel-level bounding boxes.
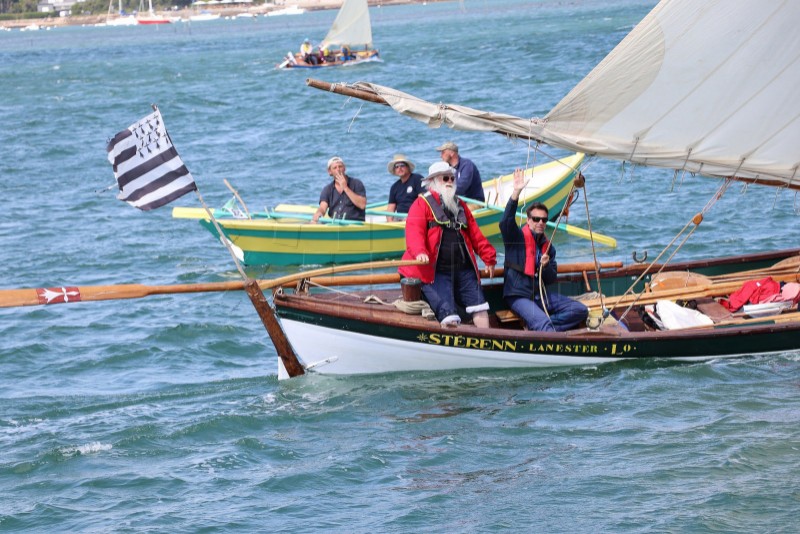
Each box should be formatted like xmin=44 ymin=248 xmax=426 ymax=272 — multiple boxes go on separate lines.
xmin=277 ymin=0 xmax=380 ymax=69
xmin=103 ymin=0 xmax=138 ymax=26
xmin=137 ymin=0 xmax=173 ymax=24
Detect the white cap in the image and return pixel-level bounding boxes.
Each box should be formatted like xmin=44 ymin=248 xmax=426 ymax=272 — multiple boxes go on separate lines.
xmin=327 ymin=156 xmax=344 ymax=170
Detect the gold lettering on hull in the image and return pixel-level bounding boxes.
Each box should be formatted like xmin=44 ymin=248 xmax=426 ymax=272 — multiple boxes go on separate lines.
xmin=424 ymin=333 xmax=636 ymax=356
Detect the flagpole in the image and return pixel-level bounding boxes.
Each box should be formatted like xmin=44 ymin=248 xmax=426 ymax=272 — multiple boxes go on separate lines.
xmin=223 ymin=179 xmax=252 ymax=219
xmin=193 ymin=189 xmax=305 ymax=378
xmin=195 ymin=189 xmax=249 ymax=280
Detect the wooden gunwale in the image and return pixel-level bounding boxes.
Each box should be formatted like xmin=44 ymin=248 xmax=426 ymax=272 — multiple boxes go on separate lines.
xmin=272 ymin=248 xmax=800 ymax=361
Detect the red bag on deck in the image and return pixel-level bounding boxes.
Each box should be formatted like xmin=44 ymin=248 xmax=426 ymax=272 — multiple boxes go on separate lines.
xmin=774 ymin=282 xmax=800 ymax=305
xmin=720 ymin=277 xmax=781 ymax=312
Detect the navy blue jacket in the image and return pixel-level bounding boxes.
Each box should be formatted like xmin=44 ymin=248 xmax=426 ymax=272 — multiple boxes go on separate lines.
xmin=454 ymin=157 xmax=485 ymax=201
xmin=499 ymin=197 xmax=558 ymax=299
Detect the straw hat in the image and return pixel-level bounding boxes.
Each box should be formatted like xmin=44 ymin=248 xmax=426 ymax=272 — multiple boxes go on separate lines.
xmin=386 ymin=154 xmax=415 ymax=174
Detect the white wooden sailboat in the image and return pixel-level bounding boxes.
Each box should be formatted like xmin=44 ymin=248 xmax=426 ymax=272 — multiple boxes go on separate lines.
xmin=264 ymin=0 xmax=800 ymax=378
xmin=277 ymin=0 xmax=380 ymax=69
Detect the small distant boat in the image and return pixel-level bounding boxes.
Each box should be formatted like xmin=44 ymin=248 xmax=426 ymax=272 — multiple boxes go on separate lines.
xmin=188 ymin=11 xmax=220 ymax=22
xmin=137 ymin=0 xmax=172 ymax=24
xmin=266 ymin=5 xmax=306 ymax=17
xmin=103 ymin=0 xmax=138 ymax=26
xmin=106 ymin=16 xmax=138 ymax=26
xmin=277 ymin=0 xmax=380 ymax=69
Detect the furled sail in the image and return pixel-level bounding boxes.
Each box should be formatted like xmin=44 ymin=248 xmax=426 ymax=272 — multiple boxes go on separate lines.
xmin=321 ymin=0 xmax=373 ymax=49
xmin=341 ymin=0 xmax=800 ymax=189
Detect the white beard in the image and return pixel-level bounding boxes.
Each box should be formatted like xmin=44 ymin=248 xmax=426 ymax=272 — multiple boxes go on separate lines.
xmin=429 ymin=180 xmax=459 ymax=215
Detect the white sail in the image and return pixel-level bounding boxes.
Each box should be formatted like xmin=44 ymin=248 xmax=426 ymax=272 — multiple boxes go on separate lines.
xmin=539 ymin=0 xmax=800 ymax=187
xmin=321 ymin=0 xmax=373 ymax=49
xmin=349 ymin=0 xmax=800 ymax=189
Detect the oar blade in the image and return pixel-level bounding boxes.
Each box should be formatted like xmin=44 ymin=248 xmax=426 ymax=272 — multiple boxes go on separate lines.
xmin=548 ymin=221 xmax=617 ymax=247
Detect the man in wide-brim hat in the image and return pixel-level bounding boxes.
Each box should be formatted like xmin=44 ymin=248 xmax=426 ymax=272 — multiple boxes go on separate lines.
xmin=385 ymin=154 xmax=425 ymax=220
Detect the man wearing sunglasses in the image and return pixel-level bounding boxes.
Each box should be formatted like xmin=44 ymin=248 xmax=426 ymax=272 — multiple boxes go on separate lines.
xmin=399 ymin=162 xmax=497 ymax=327
xmin=498 ymin=168 xmax=588 ymax=331
xmin=385 ymin=154 xmax=425 ymax=221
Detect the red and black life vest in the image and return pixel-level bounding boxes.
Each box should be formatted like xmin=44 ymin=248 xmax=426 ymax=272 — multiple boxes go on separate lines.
xmin=506 ymin=225 xmax=550 ymax=277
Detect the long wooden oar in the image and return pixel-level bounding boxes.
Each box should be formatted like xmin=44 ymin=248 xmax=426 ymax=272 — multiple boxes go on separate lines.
xmin=649 ymin=255 xmax=800 ymax=291
xmin=0 ymin=259 xmax=624 ymax=309
xmin=299 ymin=260 xmax=624 ymax=289
xmin=0 ymin=259 xmax=424 ymax=309
xmin=582 ymin=271 xmax=800 ymax=311
xmin=708 ymin=255 xmax=800 ymax=282
xmin=458 ymin=196 xmax=617 ymax=247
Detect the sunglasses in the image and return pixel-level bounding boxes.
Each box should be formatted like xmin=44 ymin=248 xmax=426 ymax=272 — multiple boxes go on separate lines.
xmin=393 ymin=163 xmax=407 ymax=169
xmin=439 ymin=175 xmax=455 ymax=183
xmin=528 ymin=215 xmax=548 ymax=223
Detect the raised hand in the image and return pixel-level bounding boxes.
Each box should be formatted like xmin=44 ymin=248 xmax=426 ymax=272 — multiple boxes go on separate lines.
xmin=333 ymin=171 xmax=347 ymax=189
xmin=513 ymin=168 xmax=529 ymax=193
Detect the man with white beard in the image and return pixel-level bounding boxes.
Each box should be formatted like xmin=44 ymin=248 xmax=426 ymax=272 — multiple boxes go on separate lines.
xmin=399 ymin=162 xmax=497 ymax=327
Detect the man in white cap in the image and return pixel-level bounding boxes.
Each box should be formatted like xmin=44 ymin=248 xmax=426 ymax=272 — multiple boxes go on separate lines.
xmin=312 ymin=156 xmax=367 ymax=223
xmin=435 ymin=141 xmax=485 ymax=201
xmin=385 ymin=154 xmax=425 ymax=221
xmin=399 ymin=161 xmax=496 ymax=327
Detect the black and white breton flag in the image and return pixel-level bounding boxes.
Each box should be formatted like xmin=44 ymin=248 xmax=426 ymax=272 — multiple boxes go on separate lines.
xmin=106 ymin=108 xmax=197 ymax=211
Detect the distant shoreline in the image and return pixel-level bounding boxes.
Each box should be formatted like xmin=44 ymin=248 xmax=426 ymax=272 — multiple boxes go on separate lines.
xmin=0 ymin=0 xmax=446 ymax=29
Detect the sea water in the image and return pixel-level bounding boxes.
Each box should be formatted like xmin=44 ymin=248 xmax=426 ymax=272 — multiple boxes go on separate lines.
xmin=1 ymin=1 xmax=799 ymax=531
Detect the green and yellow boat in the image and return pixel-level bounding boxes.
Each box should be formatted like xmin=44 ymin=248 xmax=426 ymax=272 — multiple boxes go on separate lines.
xmin=172 ymin=153 xmax=585 ymax=266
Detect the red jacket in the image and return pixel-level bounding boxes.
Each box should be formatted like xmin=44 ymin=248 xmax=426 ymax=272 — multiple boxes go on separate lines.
xmin=720 ymin=276 xmax=781 ymax=311
xmin=399 ymin=191 xmax=496 ymax=284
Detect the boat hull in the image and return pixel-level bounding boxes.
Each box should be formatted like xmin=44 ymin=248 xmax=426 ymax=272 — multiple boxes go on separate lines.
xmin=279 ymin=50 xmax=382 ymax=69
xmin=187 ymin=153 xmax=584 ymax=266
xmin=273 ymin=248 xmax=800 ymax=376
xmin=280 ymin=317 xmax=799 ymax=375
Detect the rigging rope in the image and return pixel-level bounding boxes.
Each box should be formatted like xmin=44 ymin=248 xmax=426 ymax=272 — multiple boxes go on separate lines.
xmin=611 ymin=178 xmax=734 ymax=323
